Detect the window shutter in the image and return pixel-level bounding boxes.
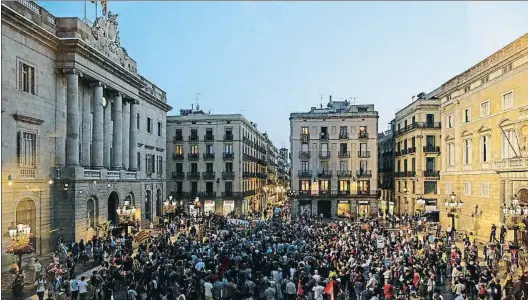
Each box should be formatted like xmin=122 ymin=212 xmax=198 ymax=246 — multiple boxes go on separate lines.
xmin=145 ymin=154 xmax=148 ymax=173
xmin=18 ymin=62 xmax=23 ymax=90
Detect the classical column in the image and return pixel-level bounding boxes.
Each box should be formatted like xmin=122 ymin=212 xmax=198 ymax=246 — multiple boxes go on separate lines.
xmin=81 ymin=85 xmax=91 ymax=167
xmin=122 ymin=100 xmax=130 ymax=170
xmin=66 ymin=70 xmax=80 ymax=166
xmin=129 ymin=100 xmax=139 ymax=171
xmin=91 ymin=82 xmax=104 ymax=169
xmin=103 ymin=99 xmax=112 ymax=169
xmin=55 ymin=75 xmax=67 ymax=166
xmin=112 ymin=92 xmax=123 ymax=170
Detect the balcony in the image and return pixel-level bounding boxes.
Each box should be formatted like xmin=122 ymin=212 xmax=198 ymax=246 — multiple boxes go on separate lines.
xmin=423 ymin=145 xmax=440 ymax=153
xmin=358 ymin=151 xmax=370 ymax=158
xmin=189 ymin=134 xmax=199 ymax=141
xmin=492 ymin=158 xmax=528 ymax=171
xmin=339 ymin=132 xmax=349 ymax=139
xmin=298 ymin=170 xmax=313 ymax=178
xmin=319 ymin=133 xmax=329 ymax=141
xmin=223 ymin=153 xmax=234 ymax=160
xmin=401 ymin=148 xmax=409 ymax=155
xmin=317 ymin=170 xmax=332 ymax=178
xmin=338 ymin=151 xmax=350 ymax=158
xmin=223 ymin=134 xmax=234 ymax=141
xmin=171 ymin=172 xmax=185 ymax=179
xmin=187 ymin=153 xmax=200 ymax=160
xmin=202 ymin=172 xmax=216 ymax=180
xmin=203 ymin=153 xmax=215 ymax=160
xmin=394 ymin=171 xmax=416 ymax=178
xmin=423 ymin=170 xmax=440 ymax=178
xmin=408 ymin=147 xmax=416 ymax=154
xmin=395 ymin=150 xmax=401 ymax=157
xmin=187 ymin=172 xmax=201 ymax=180
xmin=299 ymin=151 xmax=311 ymax=159
xmin=204 ymin=134 xmax=214 ymax=142
xmin=395 ymin=122 xmax=441 ymax=136
xmin=337 ymin=170 xmax=353 ymax=178
xmin=222 ymin=171 xmax=235 ymax=180
xmin=356 ymin=170 xmax=372 ymax=178
xmin=173 ymin=153 xmax=185 ymax=160
xmin=222 ymin=191 xmax=243 ymax=199
xmin=319 ymin=151 xmax=330 ymax=159
xmin=174 ymin=135 xmax=183 ymax=142
xmin=83 ymin=169 xmax=101 ymax=180
xmin=300 ymin=133 xmax=310 ymax=143
xmin=358 ymin=132 xmax=369 ymax=139
xmin=199 ymin=191 xmax=216 ymax=198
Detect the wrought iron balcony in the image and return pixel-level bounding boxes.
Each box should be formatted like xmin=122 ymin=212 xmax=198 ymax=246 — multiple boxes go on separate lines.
xmin=358 ymin=132 xmax=369 ymax=139
xmin=423 ymin=146 xmax=440 ymax=153
xmin=300 ymin=133 xmax=310 ymax=143
xmin=356 ymin=170 xmax=372 ymax=178
xmin=317 ymin=170 xmax=332 ymax=178
xmin=339 ymin=132 xmax=349 ymax=139
xmin=188 ymin=153 xmax=199 ymax=160
xmin=223 ymin=152 xmax=234 ymax=160
xmin=204 ymin=134 xmax=214 ymax=142
xmin=171 ymin=172 xmax=185 ymax=179
xmin=299 ymin=151 xmax=311 ymax=159
xmin=202 ymin=172 xmax=216 ymax=180
xmin=408 ymin=147 xmax=416 ymax=154
xmin=187 ymin=172 xmax=200 ymax=179
xmin=423 ymin=170 xmax=440 ymax=178
xmin=338 ymin=151 xmax=350 ymax=158
xmin=319 ymin=151 xmax=330 ymax=159
xmin=222 ymin=171 xmax=235 ymax=180
xmin=337 ymin=170 xmax=353 ymax=178
xmin=358 ymin=151 xmax=370 ymax=158
xmin=394 ymin=171 xmax=416 ymax=178
xmin=298 ymin=170 xmax=313 ymax=178
xmin=173 ymin=153 xmax=185 ymax=160
xmin=320 ymin=133 xmax=329 ymax=140
xmin=189 ymin=134 xmax=199 ymax=141
xmin=174 ymin=135 xmax=183 ymax=142
xmin=223 ymin=134 xmax=234 ymax=141
xmin=203 ymin=153 xmax=215 ymax=160
xmin=395 ymin=122 xmax=441 ymax=136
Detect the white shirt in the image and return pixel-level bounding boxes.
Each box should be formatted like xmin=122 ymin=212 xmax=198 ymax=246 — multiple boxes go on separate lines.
xmin=312 ymin=285 xmax=325 ymax=300
xmin=78 ymin=281 xmax=88 ymax=293
xmin=35 ymin=279 xmax=47 ymax=292
xmin=204 ymin=282 xmax=213 ymax=297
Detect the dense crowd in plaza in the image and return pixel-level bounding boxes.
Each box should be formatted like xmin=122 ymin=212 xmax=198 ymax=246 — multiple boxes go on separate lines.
xmin=8 ymin=203 xmax=528 ymax=300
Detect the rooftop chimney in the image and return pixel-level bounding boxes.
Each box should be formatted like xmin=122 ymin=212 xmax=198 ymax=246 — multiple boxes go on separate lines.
xmin=329 ymin=95 xmax=332 ymax=101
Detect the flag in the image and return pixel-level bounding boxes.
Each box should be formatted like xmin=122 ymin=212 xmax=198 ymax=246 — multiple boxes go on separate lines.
xmin=134 ymin=230 xmax=149 ymax=244
xmin=323 ymin=281 xmax=334 ymax=300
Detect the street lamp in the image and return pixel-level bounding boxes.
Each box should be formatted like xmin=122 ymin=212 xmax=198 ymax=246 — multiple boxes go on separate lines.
xmin=444 ymin=192 xmax=463 ymax=230
xmin=416 ymin=196 xmax=426 ymax=214
xmin=502 ymin=194 xmax=526 ymax=245
xmin=116 ymin=199 xmax=137 ymax=238
xmin=164 ymin=195 xmax=177 ymax=223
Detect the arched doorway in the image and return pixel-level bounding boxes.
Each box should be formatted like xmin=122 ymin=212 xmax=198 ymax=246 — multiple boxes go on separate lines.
xmin=16 ymin=198 xmax=37 ymax=250
xmin=145 ymin=190 xmax=152 ymax=221
xmin=86 ymin=197 xmax=99 ymax=229
xmin=108 ymin=192 xmax=119 ymax=225
xmin=156 ymin=189 xmax=162 ymax=217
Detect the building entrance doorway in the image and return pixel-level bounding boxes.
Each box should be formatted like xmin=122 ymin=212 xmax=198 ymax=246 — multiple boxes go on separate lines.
xmin=317 ymin=200 xmax=331 ymax=218
xmin=108 ymin=192 xmax=119 ymax=225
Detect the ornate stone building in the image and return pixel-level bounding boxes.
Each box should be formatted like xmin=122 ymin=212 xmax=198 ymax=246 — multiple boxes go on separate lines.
xmin=377 ymin=126 xmax=395 ymax=216
xmin=438 ymin=33 xmax=528 ymax=240
xmin=1 ymin=1 xmax=171 ymax=267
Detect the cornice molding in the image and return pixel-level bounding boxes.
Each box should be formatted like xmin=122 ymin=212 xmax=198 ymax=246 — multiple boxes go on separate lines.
xmin=13 ymin=113 xmax=45 ymax=125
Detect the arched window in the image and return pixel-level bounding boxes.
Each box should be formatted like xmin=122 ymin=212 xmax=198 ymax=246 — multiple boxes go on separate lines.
xmin=87 ymin=198 xmax=95 ymax=228
xmin=16 ymin=199 xmax=36 ymax=230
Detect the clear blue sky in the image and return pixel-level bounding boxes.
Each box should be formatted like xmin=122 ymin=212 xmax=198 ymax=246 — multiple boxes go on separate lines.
xmin=39 ymin=1 xmax=528 ymax=148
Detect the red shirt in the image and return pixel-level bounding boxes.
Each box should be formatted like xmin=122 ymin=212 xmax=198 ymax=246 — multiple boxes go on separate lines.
xmin=383 ymin=284 xmax=393 ymax=299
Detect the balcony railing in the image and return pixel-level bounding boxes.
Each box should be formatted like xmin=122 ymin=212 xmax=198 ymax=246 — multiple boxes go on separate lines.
xmin=107 ymin=171 xmax=120 ymax=180
xmin=299 ymin=151 xmax=311 ymax=159
xmin=492 ymin=158 xmax=528 ymax=170
xmin=189 ymin=134 xmax=199 ymax=141
xmin=298 ymin=170 xmax=313 ymax=178
xmin=337 ymin=170 xmax=353 ymax=177
xmin=423 ymin=170 xmax=440 ymax=178
xmin=358 ymin=151 xmax=370 ymax=158
xmin=188 ymin=153 xmax=199 ymax=160
xmin=202 ymin=172 xmax=216 ymax=180
xmin=199 ymin=191 xmax=216 ymax=198
xmin=320 ymin=133 xmax=329 ymax=140
xmin=204 ymin=134 xmax=214 ymax=141
xmin=319 ymin=151 xmax=330 ymax=159
xmin=223 ymin=153 xmax=234 ymax=160
xmin=338 ymin=151 xmax=350 ymax=158
xmin=83 ymin=169 xmax=101 ymax=180
xmin=173 ymin=153 xmax=184 ymax=160
xmin=358 ymin=132 xmax=369 ymax=139
xmin=356 ymin=170 xmax=372 ymax=178
xmin=395 ymin=122 xmax=441 ymax=136
xmin=394 ymin=171 xmax=416 ymax=178
xmin=295 ymin=190 xmax=380 ymax=198
xmin=423 ymin=146 xmax=440 ymax=153
xmin=222 ymin=171 xmax=235 ymax=180
xmin=124 ymin=171 xmax=137 ymax=180
xmin=203 ymin=153 xmax=215 ymax=160
xmin=300 ymin=133 xmax=310 ymax=143
xmin=401 ymin=148 xmax=408 ymax=155
xmin=317 ymin=170 xmax=332 ymax=178
xmin=174 ymin=135 xmax=183 ymax=142
xmin=172 ymin=172 xmax=185 ymax=179
xmin=187 ymin=172 xmax=200 ymax=179
xmin=408 ymin=147 xmax=416 ymax=154
xmin=339 ymin=132 xmax=349 ymax=139
xmin=223 ymin=134 xmax=234 ymax=141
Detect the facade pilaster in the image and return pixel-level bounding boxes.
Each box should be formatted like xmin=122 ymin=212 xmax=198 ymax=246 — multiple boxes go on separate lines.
xmin=122 ymin=100 xmax=130 ymax=170
xmin=112 ymin=93 xmax=123 ymax=170
xmin=103 ymin=100 xmax=112 ymax=169
xmin=129 ymin=100 xmax=139 ymax=171
xmin=66 ymin=70 xmax=80 ymax=166
xmin=81 ymin=84 xmax=91 ymax=167
xmin=91 ymin=82 xmax=104 ymax=169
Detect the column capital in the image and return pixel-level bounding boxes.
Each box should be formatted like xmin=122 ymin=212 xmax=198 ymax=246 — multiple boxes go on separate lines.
xmin=90 ymin=81 xmax=106 ymax=89
xmin=62 ymin=68 xmax=83 ymax=77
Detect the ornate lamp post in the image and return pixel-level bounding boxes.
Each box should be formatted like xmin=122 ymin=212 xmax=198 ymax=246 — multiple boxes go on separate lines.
xmin=416 ymin=196 xmax=426 ymax=214
xmin=163 ymin=194 xmax=177 ymax=223
xmin=444 ymin=192 xmax=463 ymax=230
xmin=116 ymin=199 xmax=137 ymax=238
xmin=502 ymin=194 xmax=527 ymax=245
xmin=7 ymin=222 xmax=33 ymax=269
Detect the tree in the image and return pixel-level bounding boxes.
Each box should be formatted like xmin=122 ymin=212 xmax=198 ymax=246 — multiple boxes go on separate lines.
xmin=7 ymin=233 xmax=34 ymax=269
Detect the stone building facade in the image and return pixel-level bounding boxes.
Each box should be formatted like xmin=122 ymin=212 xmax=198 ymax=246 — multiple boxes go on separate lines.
xmin=438 ymin=33 xmax=528 ymax=240
xmin=393 ymin=91 xmax=442 ymax=215
xmin=377 ymin=127 xmax=395 ymax=216
xmin=166 ymin=107 xmax=278 ymax=216
xmin=1 ymin=1 xmax=171 ymax=267
xmin=290 ymin=97 xmax=379 ymax=218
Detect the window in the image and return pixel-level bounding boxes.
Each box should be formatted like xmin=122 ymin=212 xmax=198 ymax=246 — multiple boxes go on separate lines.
xmin=18 ymin=131 xmax=37 ymax=168
xmin=411 ymin=158 xmax=416 ymax=172
xmin=331 ymin=126 xmax=336 ymax=135
xmin=18 ymin=62 xmax=35 ymax=94
xmin=403 ymin=159 xmax=408 ymax=172
xmin=424 ymin=182 xmax=437 ymax=194
xmin=206 ymin=163 xmax=213 ymax=173
xmin=190 ymin=163 xmax=198 ymax=172
xmin=480 ymin=101 xmax=490 ymax=117
xmin=319 ymin=180 xmax=329 ymax=192
xmin=300 ymin=180 xmax=310 ymax=191
xmin=339 ymin=161 xmax=348 ymax=171
xmin=146 ymin=154 xmax=154 ymax=174
xmin=339 ymin=126 xmax=347 ymax=135
xmin=157 ymin=122 xmax=162 ymax=136
xmin=447 ymin=143 xmax=455 ymax=166
xmin=464 ymin=181 xmax=472 ymax=196
xmin=301 ymin=126 xmax=309 ymax=135
xmin=445 ymin=182 xmax=452 ymax=195
xmin=225 ymin=181 xmax=233 ymax=193
xmin=502 ymin=91 xmax=514 ymax=110
xmin=412 ymin=181 xmax=416 ymax=194
xmin=157 ymin=156 xmax=163 ymax=174
xmin=481 ymin=182 xmax=490 ymax=197
xmin=137 ymin=152 xmax=141 ymax=170
xmin=175 ymin=145 xmax=183 ymax=154
xmin=464 ymin=108 xmax=471 ymax=123
xmin=301 ymin=161 xmax=309 ymax=171
xmin=481 ymin=135 xmax=490 ymax=162
xmin=339 ymin=180 xmax=349 ymax=191
xmin=147 ymin=117 xmax=152 ymax=133
xmin=426 ymin=157 xmax=435 ymax=171
xmin=502 ymin=129 xmax=518 ymax=159
xmin=224 ymin=144 xmax=233 ymax=154
xmin=206 ymin=144 xmax=214 ymax=154
xmin=463 ymin=139 xmax=472 ymax=164
xmin=137 ymin=113 xmax=140 ymax=129
xmin=190 ymin=144 xmax=199 ymax=154
xmin=175 ymin=163 xmax=183 ymax=173
xmin=448 ymin=115 xmax=453 ymax=128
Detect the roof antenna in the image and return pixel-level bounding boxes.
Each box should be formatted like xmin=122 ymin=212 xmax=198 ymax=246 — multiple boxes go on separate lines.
xmin=319 ymin=94 xmax=324 ymax=108
xmin=351 ymin=97 xmax=359 ymax=105
xmin=193 ymin=93 xmax=201 ymax=110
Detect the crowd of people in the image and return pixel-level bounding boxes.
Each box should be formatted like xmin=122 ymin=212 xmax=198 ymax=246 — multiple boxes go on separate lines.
xmin=10 ymin=202 xmax=528 ymax=300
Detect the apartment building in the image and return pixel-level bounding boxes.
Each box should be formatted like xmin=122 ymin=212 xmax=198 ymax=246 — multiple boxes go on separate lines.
xmin=438 ymin=33 xmax=528 ymax=240
xmin=378 ymin=126 xmax=395 ymax=216
xmin=1 ymin=1 xmax=171 ymax=267
xmin=166 ymin=107 xmax=276 ymax=215
xmin=290 ymin=97 xmax=379 ymax=218
xmin=278 ymin=148 xmax=291 ymax=187
xmin=393 ymin=91 xmax=442 ymax=215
